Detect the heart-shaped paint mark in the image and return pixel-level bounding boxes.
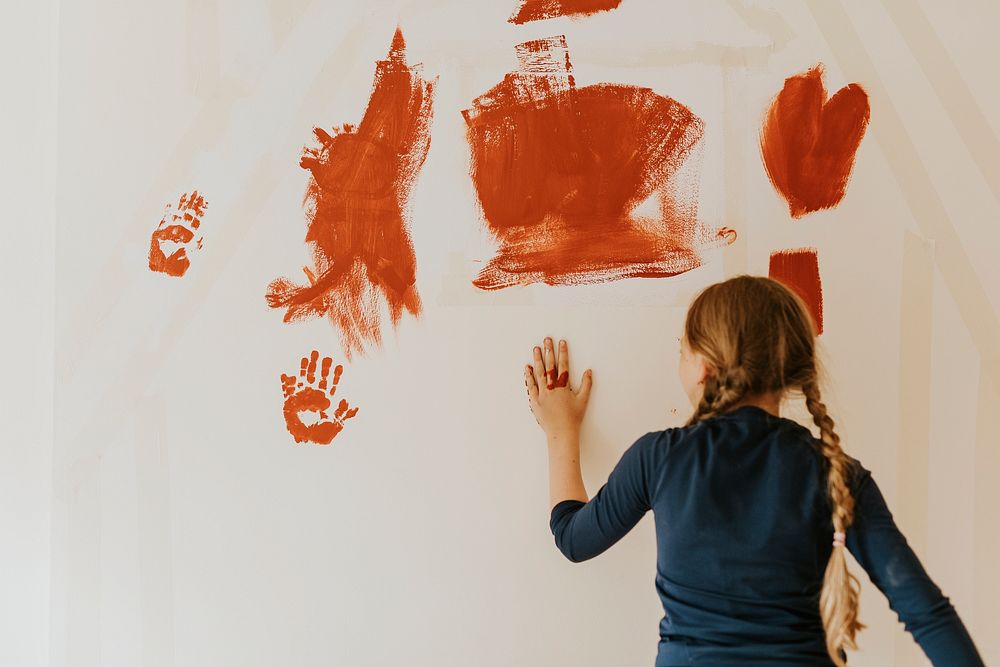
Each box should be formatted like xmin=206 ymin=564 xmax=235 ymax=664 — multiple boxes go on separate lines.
xmin=760 ymin=65 xmax=871 ymax=218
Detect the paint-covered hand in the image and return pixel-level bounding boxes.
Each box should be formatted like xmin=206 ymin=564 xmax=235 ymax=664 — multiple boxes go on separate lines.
xmin=524 ymin=337 xmax=593 ymax=439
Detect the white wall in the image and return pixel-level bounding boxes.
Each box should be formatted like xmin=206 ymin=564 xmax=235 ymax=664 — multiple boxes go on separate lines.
xmin=0 ymin=1 xmax=57 ymax=666
xmin=37 ymin=1 xmax=1000 ymax=665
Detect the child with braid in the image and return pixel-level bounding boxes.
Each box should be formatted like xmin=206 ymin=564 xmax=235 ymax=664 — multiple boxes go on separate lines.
xmin=524 ymin=275 xmax=983 ymax=666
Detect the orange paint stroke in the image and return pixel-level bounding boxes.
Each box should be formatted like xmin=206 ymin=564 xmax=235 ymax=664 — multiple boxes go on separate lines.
xmin=510 ymin=0 xmax=622 ymax=24
xmin=148 ymin=191 xmax=206 ymax=277
xmin=769 ymin=247 xmax=824 ymax=335
xmin=266 ymin=28 xmax=435 ymax=359
xmin=461 ymin=36 xmax=734 ymax=290
xmin=760 ymin=64 xmax=871 ymax=218
xmin=280 ymin=350 xmax=359 ymax=445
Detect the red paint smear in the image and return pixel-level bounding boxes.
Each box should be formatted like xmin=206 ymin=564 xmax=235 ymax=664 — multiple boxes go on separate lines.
xmin=462 ymin=36 xmax=734 ymax=290
xmin=769 ymin=248 xmax=824 ymax=335
xmin=266 ymin=28 xmax=435 ymax=359
xmin=760 ymin=64 xmax=871 ymax=218
xmin=510 ymin=0 xmax=622 ymax=24
xmin=148 ymin=191 xmax=206 ymax=277
xmin=280 ymin=350 xmax=359 ymax=445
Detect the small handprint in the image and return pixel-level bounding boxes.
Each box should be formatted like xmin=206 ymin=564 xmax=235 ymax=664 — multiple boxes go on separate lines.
xmin=148 ymin=191 xmax=207 ymax=277
xmin=280 ymin=350 xmax=359 ymax=445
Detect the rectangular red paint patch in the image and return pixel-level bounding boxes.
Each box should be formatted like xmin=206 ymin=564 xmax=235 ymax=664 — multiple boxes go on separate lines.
xmin=509 ymin=0 xmax=623 ymax=24
xmin=769 ymin=248 xmax=824 ymax=335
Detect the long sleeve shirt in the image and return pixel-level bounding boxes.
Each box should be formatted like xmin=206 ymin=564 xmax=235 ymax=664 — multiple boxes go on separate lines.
xmin=549 ymin=405 xmax=984 ymax=666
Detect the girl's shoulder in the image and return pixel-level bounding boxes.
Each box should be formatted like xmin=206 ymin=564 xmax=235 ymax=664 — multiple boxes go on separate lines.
xmin=770 ymin=416 xmax=872 ymax=491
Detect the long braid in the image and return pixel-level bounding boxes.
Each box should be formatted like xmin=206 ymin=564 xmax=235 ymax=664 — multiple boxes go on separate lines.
xmin=685 ymin=366 xmax=750 ymax=426
xmin=803 ymin=380 xmax=865 ymax=666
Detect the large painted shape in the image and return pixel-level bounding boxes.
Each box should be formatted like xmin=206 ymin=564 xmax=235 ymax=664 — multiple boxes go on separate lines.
xmin=760 ymin=65 xmax=870 ymax=218
xmin=266 ymin=29 xmax=435 ymax=359
xmin=462 ymin=36 xmax=735 ymax=290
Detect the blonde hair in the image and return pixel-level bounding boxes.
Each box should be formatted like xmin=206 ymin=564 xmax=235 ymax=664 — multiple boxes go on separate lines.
xmin=683 ymin=275 xmax=864 ymax=666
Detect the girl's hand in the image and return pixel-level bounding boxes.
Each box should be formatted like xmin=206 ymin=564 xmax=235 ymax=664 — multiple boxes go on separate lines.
xmin=524 ymin=337 xmax=593 ymax=439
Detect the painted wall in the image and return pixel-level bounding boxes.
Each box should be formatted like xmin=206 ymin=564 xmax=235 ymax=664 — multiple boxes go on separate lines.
xmin=41 ymin=1 xmax=999 ymax=665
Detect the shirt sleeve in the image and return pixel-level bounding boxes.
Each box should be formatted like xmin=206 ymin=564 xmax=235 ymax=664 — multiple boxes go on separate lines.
xmin=846 ymin=468 xmax=985 ymax=666
xmin=548 ymin=431 xmax=659 ymax=563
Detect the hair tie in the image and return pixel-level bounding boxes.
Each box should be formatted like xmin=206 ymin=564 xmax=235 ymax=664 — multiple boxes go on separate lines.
xmin=832 ymin=531 xmax=846 ymax=548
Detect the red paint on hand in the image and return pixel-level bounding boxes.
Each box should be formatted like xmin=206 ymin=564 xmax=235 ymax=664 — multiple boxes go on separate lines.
xmin=280 ymin=350 xmax=359 ymax=445
xmin=510 ymin=0 xmax=623 ymax=24
xmin=148 ymin=191 xmax=207 ymax=277
xmin=760 ymin=65 xmax=870 ymax=218
xmin=462 ymin=36 xmax=733 ymax=290
xmin=769 ymin=248 xmax=824 ymax=335
xmin=266 ymin=28 xmax=435 ymax=359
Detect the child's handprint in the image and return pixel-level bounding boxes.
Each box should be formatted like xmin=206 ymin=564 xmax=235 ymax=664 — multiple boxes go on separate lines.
xmin=280 ymin=350 xmax=359 ymax=445
xmin=148 ymin=191 xmax=207 ymax=277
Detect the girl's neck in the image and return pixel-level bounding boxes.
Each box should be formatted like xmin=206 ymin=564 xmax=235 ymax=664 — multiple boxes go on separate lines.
xmin=731 ymin=391 xmax=782 ymax=418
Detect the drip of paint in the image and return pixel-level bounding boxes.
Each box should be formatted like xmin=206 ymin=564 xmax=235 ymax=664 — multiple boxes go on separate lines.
xmin=760 ymin=64 xmax=871 ymax=218
xmin=461 ymin=35 xmax=733 ymax=290
xmin=280 ymin=350 xmax=359 ymax=445
xmin=509 ymin=0 xmax=623 ymax=24
xmin=768 ymin=248 xmax=824 ymax=335
xmin=266 ymin=28 xmax=435 ymax=359
xmin=148 ymin=191 xmax=206 ymax=277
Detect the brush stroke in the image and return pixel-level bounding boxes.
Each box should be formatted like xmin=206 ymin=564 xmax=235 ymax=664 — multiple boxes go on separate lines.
xmin=509 ymin=0 xmax=622 ymax=24
xmin=768 ymin=247 xmax=824 ymax=335
xmin=462 ymin=35 xmax=734 ymax=290
xmin=280 ymin=350 xmax=359 ymax=445
xmin=266 ymin=28 xmax=435 ymax=359
xmin=148 ymin=191 xmax=206 ymax=277
xmin=760 ymin=64 xmax=870 ymax=218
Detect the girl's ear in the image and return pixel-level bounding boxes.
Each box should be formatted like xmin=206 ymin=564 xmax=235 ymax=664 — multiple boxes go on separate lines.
xmin=695 ymin=354 xmax=713 ymax=385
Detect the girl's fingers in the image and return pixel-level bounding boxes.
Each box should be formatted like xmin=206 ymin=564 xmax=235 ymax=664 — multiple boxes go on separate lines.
xmin=543 ymin=337 xmax=556 ymax=389
xmin=524 ymin=364 xmax=539 ymax=397
xmin=576 ymin=369 xmax=594 ymax=401
xmin=555 ymin=339 xmax=569 ymax=388
xmin=532 ymin=345 xmax=546 ymax=389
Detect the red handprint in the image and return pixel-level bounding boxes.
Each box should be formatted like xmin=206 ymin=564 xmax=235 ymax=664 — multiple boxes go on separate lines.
xmin=148 ymin=191 xmax=207 ymax=277
xmin=280 ymin=350 xmax=359 ymax=445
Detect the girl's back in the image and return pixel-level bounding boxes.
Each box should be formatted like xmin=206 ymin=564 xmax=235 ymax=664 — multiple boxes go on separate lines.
xmin=551 ymin=406 xmax=980 ymax=665
xmin=654 ymin=406 xmax=834 ymax=664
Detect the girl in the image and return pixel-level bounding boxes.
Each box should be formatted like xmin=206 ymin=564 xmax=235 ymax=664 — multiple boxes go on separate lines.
xmin=523 ymin=275 xmax=983 ymax=666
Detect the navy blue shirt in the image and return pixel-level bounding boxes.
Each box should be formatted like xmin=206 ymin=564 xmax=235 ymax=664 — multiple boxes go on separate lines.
xmin=550 ymin=405 xmax=983 ymax=666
